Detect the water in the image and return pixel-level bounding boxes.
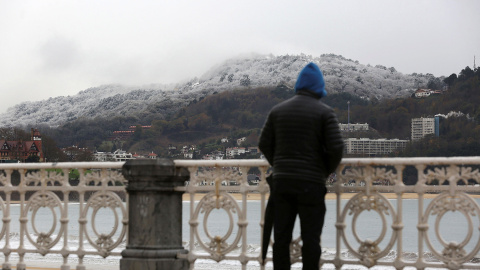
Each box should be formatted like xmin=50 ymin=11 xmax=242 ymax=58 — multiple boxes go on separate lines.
xmin=183 ymin=198 xmax=480 ymax=254
xmin=1 ymin=198 xmax=479 ymax=269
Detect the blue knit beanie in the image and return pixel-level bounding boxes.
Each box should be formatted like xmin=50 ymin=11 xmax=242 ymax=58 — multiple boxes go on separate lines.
xmin=294 ymin=62 xmax=327 ymax=98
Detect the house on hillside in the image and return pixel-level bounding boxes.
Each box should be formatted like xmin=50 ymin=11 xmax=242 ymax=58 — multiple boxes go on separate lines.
xmin=112 ymin=149 xmax=134 ymax=161
xmin=181 ymin=145 xmax=197 ymax=154
xmin=414 ymin=89 xmax=442 ymax=98
xmin=133 ymin=153 xmax=143 ymax=159
xmin=61 ymin=145 xmax=91 ymax=161
xmin=202 ymin=150 xmax=225 ymax=160
xmin=237 ymin=137 xmax=246 ymax=146
xmin=94 ymin=149 xmax=135 ymax=162
xmin=0 ymin=128 xmax=44 ymax=162
xmin=226 ymin=147 xmax=246 ymax=158
xmin=183 ymin=152 xmax=194 ymax=159
xmin=414 ymin=89 xmax=432 ymax=98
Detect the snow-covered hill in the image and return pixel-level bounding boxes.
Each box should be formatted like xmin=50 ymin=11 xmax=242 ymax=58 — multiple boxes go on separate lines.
xmin=185 ymin=53 xmax=434 ymax=98
xmin=0 ymin=54 xmax=435 ymax=127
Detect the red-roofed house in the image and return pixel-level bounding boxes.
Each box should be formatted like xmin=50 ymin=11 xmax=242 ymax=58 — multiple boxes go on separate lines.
xmin=148 ymin=152 xmax=158 ymax=159
xmin=0 ymin=128 xmax=44 ymax=162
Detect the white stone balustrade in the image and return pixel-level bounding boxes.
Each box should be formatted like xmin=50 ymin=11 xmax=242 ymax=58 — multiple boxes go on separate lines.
xmin=0 ymin=157 xmax=479 ymax=270
xmin=0 ymin=162 xmax=127 ymax=270
xmin=175 ymin=157 xmax=480 ymax=270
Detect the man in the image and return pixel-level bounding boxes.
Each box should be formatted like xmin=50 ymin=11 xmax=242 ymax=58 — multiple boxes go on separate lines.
xmin=258 ymin=62 xmax=344 ymax=270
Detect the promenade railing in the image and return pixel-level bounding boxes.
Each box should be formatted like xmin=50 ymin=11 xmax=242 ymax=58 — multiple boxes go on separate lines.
xmin=0 ymin=162 xmax=127 ymax=270
xmin=175 ymin=157 xmax=480 ymax=270
xmin=0 ymin=157 xmax=479 ymax=270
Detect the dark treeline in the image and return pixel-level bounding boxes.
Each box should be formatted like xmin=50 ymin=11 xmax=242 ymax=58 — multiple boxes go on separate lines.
xmin=333 ymin=66 xmax=480 ymax=157
xmin=391 ymin=66 xmax=480 ymax=157
xmin=339 ymin=66 xmax=480 ymax=140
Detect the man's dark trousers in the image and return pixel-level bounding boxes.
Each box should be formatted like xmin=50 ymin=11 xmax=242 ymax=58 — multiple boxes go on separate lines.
xmin=273 ymin=179 xmax=327 ymax=270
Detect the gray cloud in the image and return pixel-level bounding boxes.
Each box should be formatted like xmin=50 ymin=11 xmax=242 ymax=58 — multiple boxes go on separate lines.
xmin=0 ymin=0 xmax=479 ymax=114
xmin=38 ymin=35 xmax=80 ymax=71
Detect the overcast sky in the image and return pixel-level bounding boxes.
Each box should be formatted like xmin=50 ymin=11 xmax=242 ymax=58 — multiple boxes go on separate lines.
xmin=1 ymin=0 xmax=479 ymax=113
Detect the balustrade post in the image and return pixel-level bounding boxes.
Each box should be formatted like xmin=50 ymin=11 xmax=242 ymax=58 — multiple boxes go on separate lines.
xmin=120 ymin=158 xmax=189 ymax=270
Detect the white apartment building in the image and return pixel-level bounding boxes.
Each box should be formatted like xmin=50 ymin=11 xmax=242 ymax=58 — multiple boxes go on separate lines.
xmin=345 ymin=138 xmax=409 ymax=156
xmin=226 ymin=147 xmax=246 ymax=158
xmin=112 ymin=149 xmax=134 ymax=161
xmin=93 ymin=151 xmax=110 ymax=162
xmin=411 ymin=117 xmax=439 ymax=141
xmin=339 ymin=123 xmax=369 ymax=132
xmin=94 ymin=149 xmax=135 ymax=162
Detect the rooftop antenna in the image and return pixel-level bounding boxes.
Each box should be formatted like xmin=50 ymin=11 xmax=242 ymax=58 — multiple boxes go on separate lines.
xmin=474 ymin=55 xmax=476 ymax=70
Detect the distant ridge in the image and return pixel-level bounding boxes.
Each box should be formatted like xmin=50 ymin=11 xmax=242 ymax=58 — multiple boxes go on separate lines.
xmin=0 ymin=53 xmax=434 ymax=127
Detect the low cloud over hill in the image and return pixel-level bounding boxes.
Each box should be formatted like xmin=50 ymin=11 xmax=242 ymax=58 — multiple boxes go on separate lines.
xmin=1 ymin=54 xmax=435 ymax=127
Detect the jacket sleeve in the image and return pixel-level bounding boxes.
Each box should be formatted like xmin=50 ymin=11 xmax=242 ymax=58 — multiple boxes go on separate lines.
xmin=258 ymin=113 xmax=275 ymax=166
xmin=323 ymin=110 xmax=344 ymax=174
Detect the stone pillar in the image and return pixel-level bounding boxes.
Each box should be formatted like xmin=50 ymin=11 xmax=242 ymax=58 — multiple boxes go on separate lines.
xmin=120 ymin=158 xmax=190 ymax=270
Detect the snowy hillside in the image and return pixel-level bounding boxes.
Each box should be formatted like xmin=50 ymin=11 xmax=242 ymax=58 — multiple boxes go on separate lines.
xmin=0 ymin=54 xmax=434 ymax=127
xmin=2 ymin=85 xmax=166 ymax=127
xmin=182 ymin=54 xmax=433 ymax=99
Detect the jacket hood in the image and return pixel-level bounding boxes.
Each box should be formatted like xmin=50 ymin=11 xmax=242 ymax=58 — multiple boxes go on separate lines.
xmin=294 ymin=62 xmax=327 ymax=98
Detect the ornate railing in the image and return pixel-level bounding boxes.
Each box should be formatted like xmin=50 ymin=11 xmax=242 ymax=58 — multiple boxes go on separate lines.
xmin=175 ymin=157 xmax=480 ymax=270
xmin=0 ymin=162 xmax=127 ymax=270
xmin=1 ymin=157 xmax=480 ymax=270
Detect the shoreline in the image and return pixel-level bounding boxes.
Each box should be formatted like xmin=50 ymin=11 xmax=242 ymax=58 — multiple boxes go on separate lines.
xmin=7 ymin=192 xmax=479 ymax=205
xmin=183 ymin=192 xmax=480 ymax=201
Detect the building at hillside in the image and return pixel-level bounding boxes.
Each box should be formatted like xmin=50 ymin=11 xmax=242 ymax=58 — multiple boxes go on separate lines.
xmin=202 ymin=150 xmax=225 ymax=160
xmin=148 ymin=152 xmax=158 ymax=159
xmin=411 ymin=116 xmax=440 ymax=141
xmin=226 ymin=147 xmax=246 ymax=158
xmin=93 ymin=149 xmax=135 ymax=162
xmin=237 ymin=137 xmax=246 ymax=146
xmin=339 ymin=123 xmax=369 ymax=132
xmin=0 ymin=128 xmax=44 ymax=162
xmin=414 ymin=89 xmax=443 ymax=98
xmin=344 ymin=138 xmax=408 ymax=156
xmin=225 ymin=147 xmax=260 ymax=158
xmin=61 ymin=145 xmax=92 ymax=161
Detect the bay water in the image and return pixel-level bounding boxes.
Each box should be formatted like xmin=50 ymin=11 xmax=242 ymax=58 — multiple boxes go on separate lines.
xmin=1 ymin=198 xmax=479 ymax=269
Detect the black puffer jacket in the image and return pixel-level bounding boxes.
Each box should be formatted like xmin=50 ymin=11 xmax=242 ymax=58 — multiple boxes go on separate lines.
xmin=258 ymin=90 xmax=344 ymax=184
